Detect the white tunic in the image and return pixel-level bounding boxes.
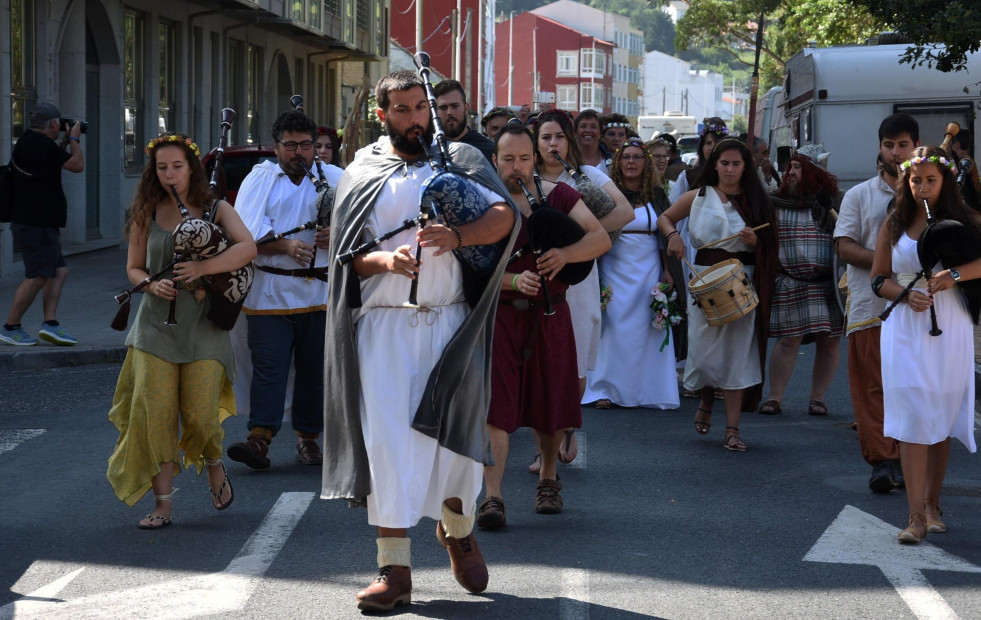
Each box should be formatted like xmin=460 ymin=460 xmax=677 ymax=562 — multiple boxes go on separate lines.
xmin=356 ymin=162 xmax=502 ymax=527
xmin=683 ymin=188 xmax=760 ymax=391
xmin=583 ymin=202 xmax=681 ymax=409
xmin=882 ymin=234 xmax=977 ymax=452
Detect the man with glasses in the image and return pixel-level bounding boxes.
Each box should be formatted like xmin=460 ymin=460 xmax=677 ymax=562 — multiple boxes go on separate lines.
xmin=227 ymin=109 xmax=338 ymax=470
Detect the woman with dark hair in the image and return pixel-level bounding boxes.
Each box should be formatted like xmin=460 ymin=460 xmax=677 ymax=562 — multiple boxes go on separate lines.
xmin=575 ymin=109 xmax=607 ymax=171
xmin=315 ymin=125 xmax=342 ymax=168
xmin=584 ymin=138 xmax=680 ymax=409
xmin=871 ymin=146 xmax=980 ymax=543
xmin=657 ymin=138 xmax=778 ymax=451
xmin=601 ymin=113 xmax=631 ymax=157
xmin=106 ymin=133 xmax=257 ymax=528
xmin=669 ymin=118 xmax=729 ymax=205
xmin=530 ymin=110 xmax=633 ymax=467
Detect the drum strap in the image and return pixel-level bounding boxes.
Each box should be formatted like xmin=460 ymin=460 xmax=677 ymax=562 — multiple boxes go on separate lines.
xmin=695 ymin=249 xmax=755 ymax=266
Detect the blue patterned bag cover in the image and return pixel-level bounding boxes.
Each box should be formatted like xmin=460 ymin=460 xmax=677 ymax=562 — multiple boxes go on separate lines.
xmin=421 ymin=170 xmax=503 ymax=276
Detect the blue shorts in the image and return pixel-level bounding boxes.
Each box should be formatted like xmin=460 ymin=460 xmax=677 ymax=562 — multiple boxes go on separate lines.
xmin=11 ymin=224 xmax=66 ymax=279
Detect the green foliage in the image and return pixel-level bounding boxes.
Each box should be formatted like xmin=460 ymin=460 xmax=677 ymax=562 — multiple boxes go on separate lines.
xmin=851 ymin=0 xmax=981 ymax=72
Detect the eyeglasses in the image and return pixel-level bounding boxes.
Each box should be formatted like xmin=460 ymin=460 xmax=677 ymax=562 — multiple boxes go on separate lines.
xmin=621 ymin=155 xmax=646 ymax=162
xmin=651 ymin=154 xmax=669 ymax=161
xmin=278 ymin=140 xmax=314 ymax=152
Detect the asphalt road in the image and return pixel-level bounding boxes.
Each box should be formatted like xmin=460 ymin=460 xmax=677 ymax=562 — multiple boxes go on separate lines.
xmin=1 ymin=345 xmax=980 ymax=619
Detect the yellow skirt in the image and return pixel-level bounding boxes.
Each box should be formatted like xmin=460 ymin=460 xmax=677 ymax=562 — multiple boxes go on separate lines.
xmin=107 ymin=347 xmax=236 ymax=506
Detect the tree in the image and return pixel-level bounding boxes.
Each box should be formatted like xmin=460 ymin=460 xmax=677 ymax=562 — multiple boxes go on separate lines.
xmin=850 ymin=0 xmax=981 ymax=72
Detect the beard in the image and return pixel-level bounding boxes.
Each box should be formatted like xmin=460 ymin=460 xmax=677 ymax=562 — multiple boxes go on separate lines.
xmin=881 ymin=159 xmax=899 ymax=178
xmin=783 ymin=176 xmax=802 ymax=198
xmin=386 ymin=119 xmax=434 ymax=158
xmin=443 ymin=117 xmax=465 ymax=140
xmin=504 ymin=172 xmax=533 ymax=196
xmin=278 ymin=155 xmax=309 ymax=177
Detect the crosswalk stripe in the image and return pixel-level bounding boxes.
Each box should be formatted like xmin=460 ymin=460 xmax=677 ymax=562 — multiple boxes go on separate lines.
xmin=0 ymin=429 xmax=45 ymax=457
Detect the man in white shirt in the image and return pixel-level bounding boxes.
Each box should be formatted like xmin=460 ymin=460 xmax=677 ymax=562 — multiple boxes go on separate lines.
xmin=834 ymin=113 xmax=919 ymax=493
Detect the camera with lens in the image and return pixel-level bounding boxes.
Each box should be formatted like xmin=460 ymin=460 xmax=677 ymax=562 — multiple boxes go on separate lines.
xmin=60 ymin=118 xmax=88 ymax=134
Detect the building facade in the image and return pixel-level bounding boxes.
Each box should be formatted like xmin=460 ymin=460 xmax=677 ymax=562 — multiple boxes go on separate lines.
xmin=642 ymin=50 xmax=736 ymax=123
xmin=530 ymin=0 xmax=643 ymax=124
xmin=494 ymin=12 xmax=613 ymax=116
xmin=1 ymin=0 xmax=388 ymax=276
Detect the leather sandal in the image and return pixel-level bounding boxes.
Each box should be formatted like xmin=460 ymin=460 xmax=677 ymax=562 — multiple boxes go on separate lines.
xmin=206 ymin=458 xmax=234 ymax=511
xmin=723 ymin=426 xmax=747 ymax=452
xmin=808 ymin=400 xmax=828 ymax=416
xmin=527 ymin=452 xmax=542 ymax=474
xmin=558 ymin=429 xmax=578 ymax=464
xmin=138 ymin=489 xmax=177 ymax=530
xmin=693 ymin=407 xmax=711 ymax=435
xmin=758 ymin=398 xmax=782 ymax=415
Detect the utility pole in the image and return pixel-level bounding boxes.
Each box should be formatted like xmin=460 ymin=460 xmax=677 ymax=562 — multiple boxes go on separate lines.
xmin=451 ymin=9 xmax=459 ymax=81
xmin=415 ymin=0 xmax=423 ymax=52
xmin=508 ymin=12 xmax=514 ymax=106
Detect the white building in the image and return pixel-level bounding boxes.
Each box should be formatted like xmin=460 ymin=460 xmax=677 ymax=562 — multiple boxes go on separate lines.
xmin=642 ymin=50 xmax=728 ymax=123
xmin=662 ymin=1 xmax=688 ymax=24
xmin=530 ymin=0 xmax=643 ymax=123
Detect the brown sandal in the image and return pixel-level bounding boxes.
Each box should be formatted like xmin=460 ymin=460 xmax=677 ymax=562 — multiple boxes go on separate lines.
xmin=723 ymin=426 xmax=747 ymax=452
xmin=693 ymin=407 xmax=712 ymax=435
xmin=759 ymin=398 xmax=782 ymax=415
xmin=808 ymin=400 xmax=828 ymax=416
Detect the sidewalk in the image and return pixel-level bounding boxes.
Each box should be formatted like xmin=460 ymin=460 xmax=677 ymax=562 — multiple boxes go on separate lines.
xmin=0 ymin=246 xmax=129 ymax=371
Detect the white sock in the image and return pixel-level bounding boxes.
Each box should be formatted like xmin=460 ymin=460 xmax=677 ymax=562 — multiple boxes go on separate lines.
xmin=376 ymin=537 xmax=411 ymax=568
xmin=441 ymin=503 xmax=475 ymax=538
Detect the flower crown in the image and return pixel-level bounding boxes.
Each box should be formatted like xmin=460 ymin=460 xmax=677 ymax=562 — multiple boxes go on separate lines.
xmin=617 ymin=139 xmax=648 ymax=154
xmin=483 ymin=106 xmax=516 ymax=123
xmin=146 ymin=135 xmax=201 ymax=158
xmin=604 ymin=121 xmax=631 ymax=131
xmin=900 ymin=155 xmax=957 ymax=173
xmin=703 ymin=124 xmax=729 ymax=137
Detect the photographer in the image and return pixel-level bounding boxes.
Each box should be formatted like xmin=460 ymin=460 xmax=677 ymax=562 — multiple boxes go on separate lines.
xmin=1 ymin=102 xmax=84 ymax=347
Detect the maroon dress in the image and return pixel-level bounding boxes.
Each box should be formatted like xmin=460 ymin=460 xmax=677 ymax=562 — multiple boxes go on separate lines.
xmin=488 ymin=182 xmax=582 ymax=435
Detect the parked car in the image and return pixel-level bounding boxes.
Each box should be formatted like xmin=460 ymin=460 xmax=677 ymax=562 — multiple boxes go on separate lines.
xmin=202 ymin=143 xmax=276 ymax=205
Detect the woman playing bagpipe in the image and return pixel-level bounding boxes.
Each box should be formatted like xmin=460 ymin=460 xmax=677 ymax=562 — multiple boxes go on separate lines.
xmin=106 ymin=133 xmax=257 ymax=529
xmin=870 ymin=146 xmax=980 ymax=544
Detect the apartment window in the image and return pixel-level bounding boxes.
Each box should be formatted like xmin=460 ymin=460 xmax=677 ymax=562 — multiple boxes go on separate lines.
xmin=345 ymin=0 xmax=355 ymax=44
xmin=580 ymin=83 xmax=604 ymax=111
xmin=247 ymin=45 xmax=262 ymax=144
xmin=227 ymin=38 xmax=244 ymax=143
xmin=580 ymin=49 xmax=604 ymax=78
xmin=376 ymin=0 xmax=387 ymax=56
xmin=293 ymin=0 xmax=305 ymax=21
xmin=158 ymin=21 xmax=177 ymax=135
xmin=10 ymin=0 xmax=36 ymax=142
xmin=309 ymin=0 xmax=321 ymax=29
xmin=557 ymin=85 xmax=577 ymax=110
xmin=123 ymin=10 xmax=145 ymax=172
xmin=325 ymin=0 xmax=340 ymax=16
xmin=556 ymin=51 xmax=578 ymax=77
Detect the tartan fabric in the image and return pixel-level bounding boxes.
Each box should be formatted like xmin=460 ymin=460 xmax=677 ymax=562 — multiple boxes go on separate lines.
xmin=769 ymin=197 xmax=844 ymax=339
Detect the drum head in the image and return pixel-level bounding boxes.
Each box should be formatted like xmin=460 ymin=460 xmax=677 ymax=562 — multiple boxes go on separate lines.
xmin=689 ymin=259 xmax=740 ymax=291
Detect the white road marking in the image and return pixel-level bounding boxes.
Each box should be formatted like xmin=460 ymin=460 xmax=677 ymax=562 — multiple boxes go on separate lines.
xmin=564 ymin=430 xmax=586 ymax=470
xmin=559 ymin=568 xmax=590 ymax=620
xmin=0 ymin=491 xmax=314 ymax=619
xmin=805 ymin=505 xmax=981 ymax=620
xmin=0 ymin=429 xmax=45 ymax=456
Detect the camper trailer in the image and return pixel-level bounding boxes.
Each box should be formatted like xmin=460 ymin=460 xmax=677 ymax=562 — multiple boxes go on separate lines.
xmin=637 ymin=112 xmax=697 ymax=143
xmin=780 ymin=42 xmax=980 ymax=188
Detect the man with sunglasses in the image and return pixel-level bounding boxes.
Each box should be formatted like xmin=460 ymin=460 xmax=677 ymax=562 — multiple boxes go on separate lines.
xmin=228 ymin=109 xmax=340 ymax=470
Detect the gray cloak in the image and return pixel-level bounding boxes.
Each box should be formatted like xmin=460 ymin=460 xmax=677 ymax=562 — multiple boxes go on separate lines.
xmin=321 ymin=141 xmax=519 ymax=501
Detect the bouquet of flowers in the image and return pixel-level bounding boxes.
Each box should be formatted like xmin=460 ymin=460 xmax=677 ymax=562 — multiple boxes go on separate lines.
xmin=650 ymin=282 xmax=684 ymax=352
xmin=600 ymin=282 xmax=613 ymax=311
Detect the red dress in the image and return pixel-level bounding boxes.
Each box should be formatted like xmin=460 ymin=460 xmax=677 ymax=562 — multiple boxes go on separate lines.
xmin=488 ymin=182 xmax=582 ymax=435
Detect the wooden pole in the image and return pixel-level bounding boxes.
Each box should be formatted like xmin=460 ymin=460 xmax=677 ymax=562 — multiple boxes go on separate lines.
xmin=745 ymin=11 xmax=765 ymax=145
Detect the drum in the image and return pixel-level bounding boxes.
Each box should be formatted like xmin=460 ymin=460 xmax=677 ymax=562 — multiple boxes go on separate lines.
xmin=688 ymin=259 xmax=758 ymax=326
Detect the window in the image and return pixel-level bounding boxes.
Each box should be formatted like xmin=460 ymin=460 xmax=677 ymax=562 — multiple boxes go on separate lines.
xmin=580 ymin=83 xmax=604 ymax=111
xmin=580 ymin=48 xmax=604 ymax=78
xmin=556 ymin=51 xmax=577 ymax=77
xmin=557 ymin=85 xmax=577 ymax=110
xmin=10 ymin=0 xmax=36 ymax=142
xmin=345 ymin=0 xmax=355 ymax=45
xmin=158 ymin=21 xmax=177 ymax=135
xmin=123 ymin=10 xmax=145 ymax=172
xmin=293 ymin=0 xmax=305 ymax=21
xmin=309 ymin=0 xmax=321 ymax=29
xmin=247 ymin=45 xmax=262 ymax=144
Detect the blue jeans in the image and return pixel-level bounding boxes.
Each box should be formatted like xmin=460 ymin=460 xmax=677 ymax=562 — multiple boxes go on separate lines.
xmin=246 ymin=312 xmax=325 ymax=436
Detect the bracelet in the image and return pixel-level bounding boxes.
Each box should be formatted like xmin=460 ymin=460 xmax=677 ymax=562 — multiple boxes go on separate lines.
xmin=448 ymin=223 xmax=464 ymax=249
xmin=69 ymin=137 xmax=80 ymax=142
xmin=511 ymin=274 xmax=519 ymax=291
xmin=666 ymin=230 xmax=680 ymax=240
xmin=871 ymin=274 xmax=887 ymax=298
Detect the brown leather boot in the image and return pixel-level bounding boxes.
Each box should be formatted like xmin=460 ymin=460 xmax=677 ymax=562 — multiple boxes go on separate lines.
xmin=436 ymin=521 xmax=489 ymax=593
xmin=898 ymin=513 xmax=927 ymax=544
xmin=925 ymin=501 xmax=946 ymax=533
xmin=356 ymin=565 xmax=412 ymax=612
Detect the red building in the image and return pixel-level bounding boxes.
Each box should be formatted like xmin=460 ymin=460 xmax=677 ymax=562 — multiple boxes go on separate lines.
xmin=495 ymin=12 xmax=613 ymax=114
xmin=389 ymin=0 xmax=486 ymax=109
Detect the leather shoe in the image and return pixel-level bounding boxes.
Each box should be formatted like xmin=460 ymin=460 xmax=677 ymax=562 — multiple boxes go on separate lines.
xmin=227 ymin=437 xmax=271 ymax=470
xmin=898 ymin=514 xmax=927 ymax=544
xmin=868 ymin=462 xmax=893 ymax=493
xmin=535 ymin=478 xmax=563 ymax=514
xmin=436 ymin=521 xmax=489 ymax=593
xmin=295 ymin=438 xmax=323 ymax=465
xmin=356 ymin=565 xmax=412 ymax=612
xmin=476 ymin=496 xmax=506 ymax=529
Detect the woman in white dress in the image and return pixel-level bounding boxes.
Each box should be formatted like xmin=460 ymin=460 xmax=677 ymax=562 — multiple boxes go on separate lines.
xmin=584 ymin=139 xmax=680 ymax=409
xmin=656 ymin=139 xmax=778 ymax=451
xmin=871 ymin=146 xmax=980 ymax=544
xmin=532 ymin=110 xmax=633 ymax=466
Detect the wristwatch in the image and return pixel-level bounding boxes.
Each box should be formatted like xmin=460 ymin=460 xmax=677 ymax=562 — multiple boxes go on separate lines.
xmin=950 ymin=268 xmax=961 ymax=282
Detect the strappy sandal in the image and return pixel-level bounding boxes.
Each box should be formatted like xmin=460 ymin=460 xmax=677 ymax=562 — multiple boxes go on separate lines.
xmin=527 ymin=453 xmax=542 ymax=474
xmin=595 ymin=399 xmax=612 ymax=409
xmin=808 ymin=400 xmax=828 ymax=416
xmin=758 ymin=398 xmax=782 ymax=415
xmin=693 ymin=407 xmax=712 ymax=435
xmin=558 ymin=429 xmax=578 ymax=464
xmin=723 ymin=426 xmax=747 ymax=452
xmin=138 ymin=489 xmax=177 ymax=530
xmin=206 ymin=458 xmax=234 ymax=511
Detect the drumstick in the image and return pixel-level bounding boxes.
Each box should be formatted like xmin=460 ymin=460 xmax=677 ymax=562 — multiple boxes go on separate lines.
xmin=682 ymin=256 xmax=708 ymax=283
xmin=696 ymin=223 xmax=771 ymax=250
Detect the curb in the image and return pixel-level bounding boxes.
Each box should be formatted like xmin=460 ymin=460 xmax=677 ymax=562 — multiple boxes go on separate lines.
xmin=0 ymin=346 xmax=127 ymax=372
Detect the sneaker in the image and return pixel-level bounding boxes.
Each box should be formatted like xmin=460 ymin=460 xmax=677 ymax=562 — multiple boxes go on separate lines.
xmin=38 ymin=324 xmax=77 ymax=346
xmin=0 ymin=325 xmax=38 ymax=346
xmin=869 ymin=462 xmax=893 ymax=493
xmin=535 ymin=478 xmax=563 ymax=514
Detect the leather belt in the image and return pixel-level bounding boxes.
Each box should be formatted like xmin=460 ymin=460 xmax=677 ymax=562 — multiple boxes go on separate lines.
xmin=502 ymin=292 xmax=566 ymax=311
xmin=256 ymin=265 xmax=328 ymax=282
xmin=694 ymin=248 xmax=755 ymax=266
